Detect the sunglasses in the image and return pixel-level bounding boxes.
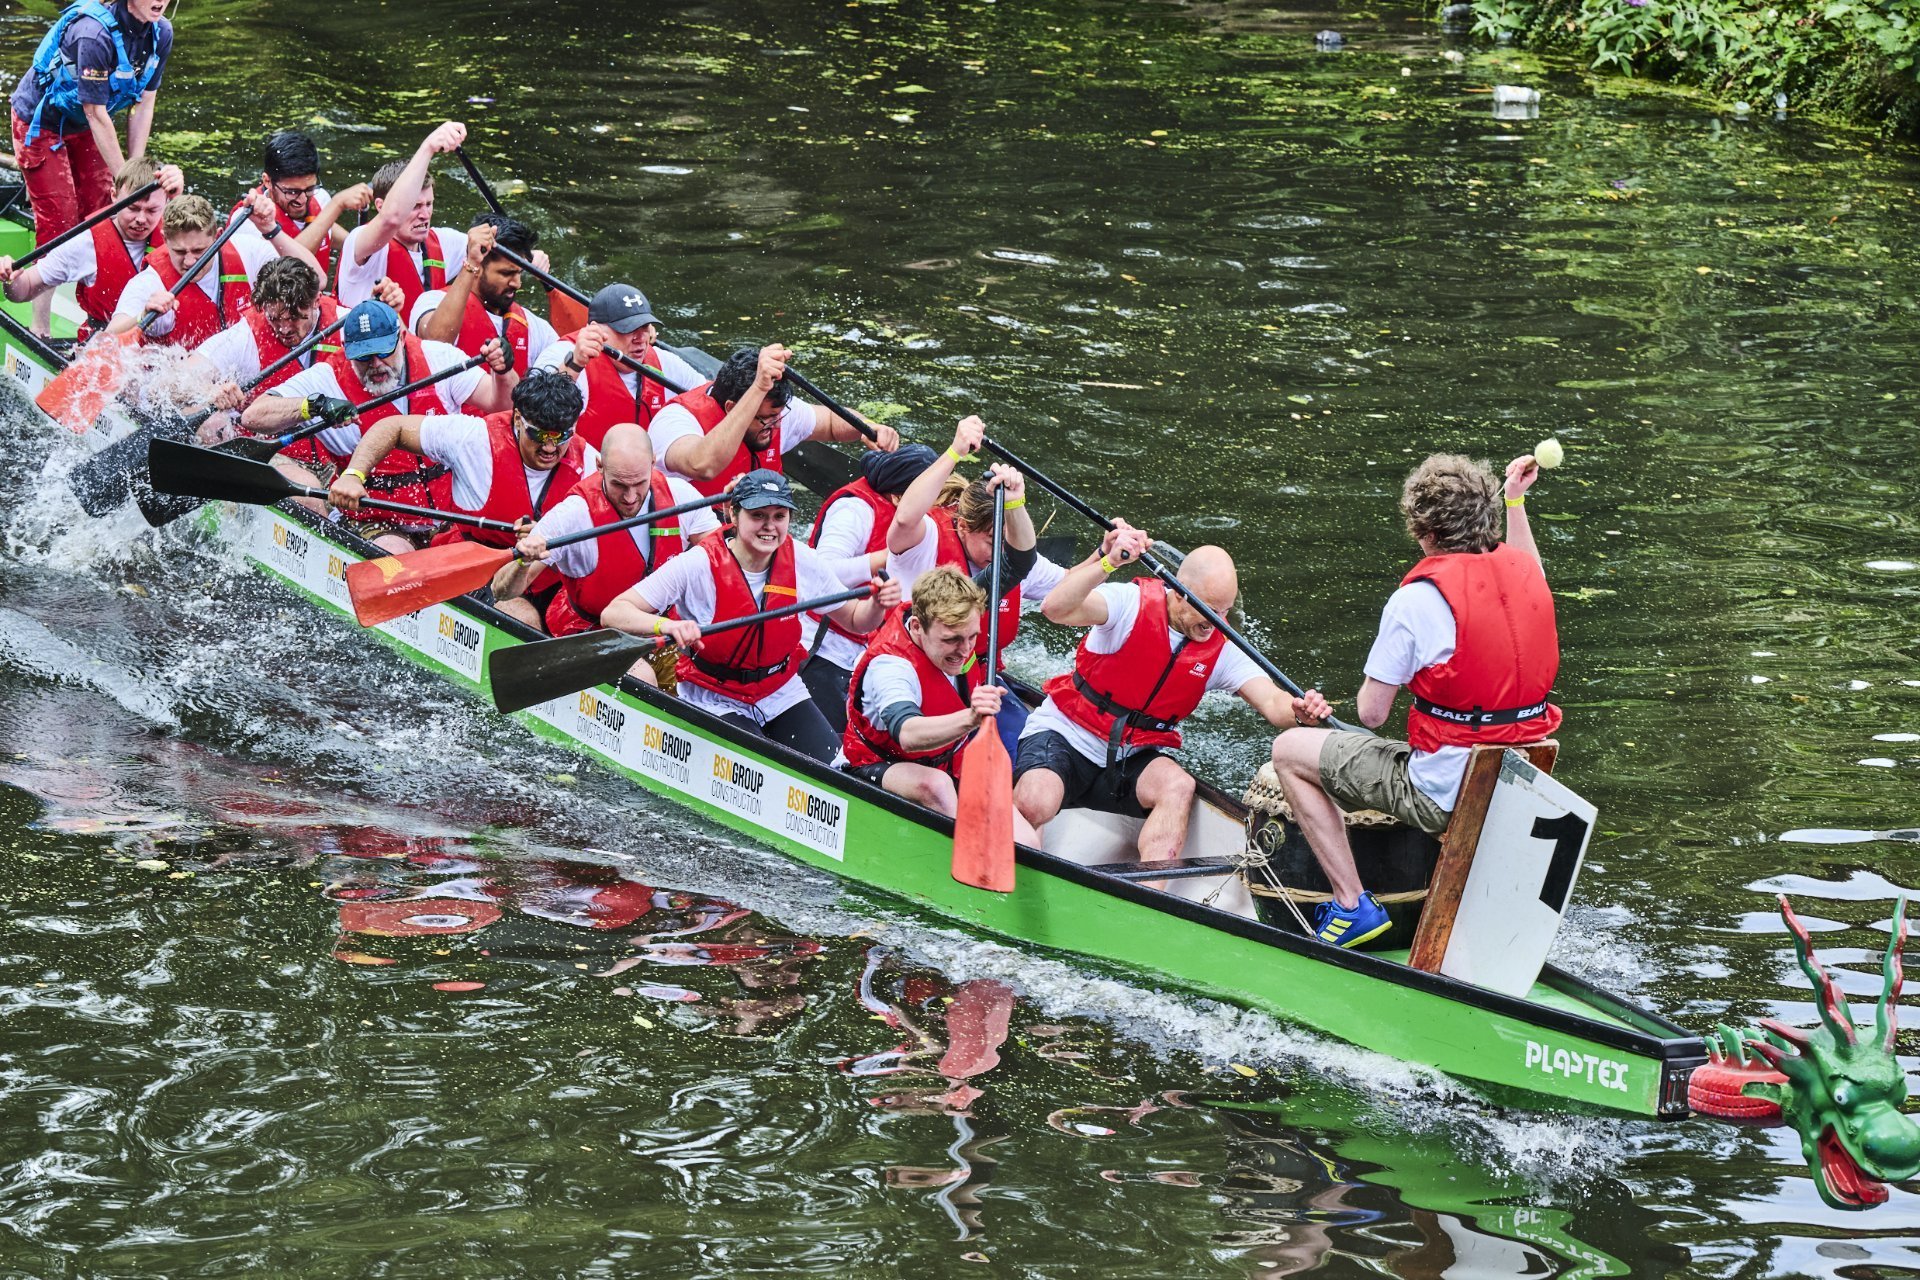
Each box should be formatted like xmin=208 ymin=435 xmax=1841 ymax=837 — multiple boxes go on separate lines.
xmin=522 ymin=423 xmax=575 ymax=446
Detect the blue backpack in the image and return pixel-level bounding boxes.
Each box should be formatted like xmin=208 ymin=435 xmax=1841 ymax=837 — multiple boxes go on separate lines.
xmin=24 ymin=0 xmax=162 ymax=146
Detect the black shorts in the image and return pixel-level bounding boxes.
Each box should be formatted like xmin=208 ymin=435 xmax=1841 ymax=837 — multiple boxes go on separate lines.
xmin=842 ymin=759 xmax=893 ymax=788
xmin=1011 ymin=730 xmax=1163 ymax=819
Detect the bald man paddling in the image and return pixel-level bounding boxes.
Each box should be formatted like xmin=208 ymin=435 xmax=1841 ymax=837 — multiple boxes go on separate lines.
xmin=1014 ymin=528 xmax=1331 ymax=862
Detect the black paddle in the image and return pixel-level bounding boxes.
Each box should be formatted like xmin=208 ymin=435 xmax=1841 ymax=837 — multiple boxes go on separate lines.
xmin=488 ymin=583 xmax=880 ymax=715
xmin=978 ymin=436 xmax=1357 ymax=733
xmin=489 ymin=246 xmax=688 ymax=396
xmin=135 ymin=352 xmax=491 ymax=528
xmin=147 ymin=438 xmax=522 ymax=532
xmin=135 ymin=207 xmax=252 ymax=338
xmin=453 ymin=146 xmax=508 ymax=217
xmin=8 ymin=179 xmax=160 ymax=275
xmin=76 ymin=315 xmax=351 ymax=518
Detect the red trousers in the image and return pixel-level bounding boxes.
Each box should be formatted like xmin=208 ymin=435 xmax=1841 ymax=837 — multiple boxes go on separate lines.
xmin=10 ymin=111 xmax=113 ymax=247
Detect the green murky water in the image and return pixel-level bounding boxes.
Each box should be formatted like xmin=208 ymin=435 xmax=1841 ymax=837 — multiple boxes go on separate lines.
xmin=1 ymin=0 xmax=1917 ymax=1274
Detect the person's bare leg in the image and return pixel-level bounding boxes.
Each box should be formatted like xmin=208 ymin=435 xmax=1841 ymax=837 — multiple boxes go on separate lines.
xmin=1133 ymin=756 xmax=1197 ymax=862
xmin=1013 ymin=768 xmax=1064 ymax=846
xmin=883 ymin=762 xmax=957 ymax=816
xmin=623 ymin=658 xmax=660 ymax=686
xmin=1271 ymin=727 xmax=1364 ymax=907
xmin=494 ymin=596 xmax=543 ymax=631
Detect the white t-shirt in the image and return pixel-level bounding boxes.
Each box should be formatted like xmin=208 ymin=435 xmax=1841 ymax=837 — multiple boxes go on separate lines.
xmin=884 ymin=516 xmax=1069 ymax=607
xmin=230 ymin=187 xmax=332 ymax=248
xmin=648 ymin=399 xmax=822 ymax=487
xmin=1022 ymin=582 xmax=1265 ymax=766
xmin=414 ymin=413 xmax=602 ymax=513
xmin=634 ymin=538 xmax=851 ymax=722
xmin=195 ymin=310 xmax=339 ymax=386
xmin=270 ymin=338 xmax=484 ymax=457
xmin=34 ymin=228 xmax=147 ymax=289
xmin=530 ymin=475 xmax=721 ymax=579
xmin=532 ymin=339 xmax=704 ymax=414
xmin=113 ymin=236 xmax=278 ymax=338
xmin=411 ymin=288 xmax=558 ymax=363
xmin=806 ymin=494 xmax=889 ymax=670
xmin=1364 ymin=579 xmax=1466 ymax=810
xmin=337 ymin=223 xmax=469 ymax=307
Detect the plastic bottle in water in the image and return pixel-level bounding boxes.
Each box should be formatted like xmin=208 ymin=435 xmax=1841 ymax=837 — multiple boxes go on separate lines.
xmin=1491 ymin=85 xmax=1540 ymax=106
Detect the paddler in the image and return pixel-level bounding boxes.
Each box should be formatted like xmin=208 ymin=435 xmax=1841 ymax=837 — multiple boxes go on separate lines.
xmin=411 ymin=215 xmax=555 ymax=379
xmin=334 ymin=120 xmax=468 ymax=312
xmin=231 ymin=130 xmax=369 ymax=281
xmin=801 ymin=442 xmax=941 ymax=732
xmin=884 ymin=415 xmax=1064 ymax=751
xmin=650 ymin=344 xmax=900 ymax=497
xmin=1268 ymin=453 xmax=1558 ymax=948
xmin=1013 ymin=528 xmax=1332 ymax=862
xmin=497 ymin=424 xmax=722 ymax=668
xmin=530 ymin=283 xmax=704 ymax=450
xmin=242 ymin=297 xmax=512 ymax=553
xmin=0 ymin=153 xmax=181 ymax=336
xmin=838 ymin=565 xmax=1042 ymax=845
xmin=600 ymin=469 xmax=901 ymax=761
xmin=323 ymin=370 xmax=596 ymax=630
xmin=106 ymin=191 xmax=321 ymax=347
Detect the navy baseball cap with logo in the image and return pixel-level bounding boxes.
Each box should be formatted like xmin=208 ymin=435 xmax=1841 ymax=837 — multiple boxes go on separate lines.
xmin=342 ymin=300 xmax=402 ymax=359
xmin=730 ymin=468 xmax=796 ymax=511
xmin=587 ymin=283 xmax=659 ymax=333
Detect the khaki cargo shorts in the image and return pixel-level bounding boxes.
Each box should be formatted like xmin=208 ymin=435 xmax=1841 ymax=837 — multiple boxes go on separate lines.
xmin=1318 ymin=732 xmax=1451 ymax=836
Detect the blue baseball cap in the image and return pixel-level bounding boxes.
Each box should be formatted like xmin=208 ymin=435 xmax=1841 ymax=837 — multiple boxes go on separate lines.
xmin=730 ymin=468 xmax=796 ymax=511
xmin=342 ymin=300 xmax=402 ymax=360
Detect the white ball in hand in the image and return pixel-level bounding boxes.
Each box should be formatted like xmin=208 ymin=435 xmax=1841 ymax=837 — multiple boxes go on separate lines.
xmin=1534 ymin=437 xmax=1565 ymax=469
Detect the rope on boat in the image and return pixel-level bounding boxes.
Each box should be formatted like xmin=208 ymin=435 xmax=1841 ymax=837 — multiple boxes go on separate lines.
xmin=1230 ymin=763 xmax=1422 ymax=929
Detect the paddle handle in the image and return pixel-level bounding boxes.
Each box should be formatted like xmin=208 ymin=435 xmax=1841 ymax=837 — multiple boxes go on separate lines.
xmin=13 ymin=180 xmax=159 ymax=273
xmin=779 ymin=365 xmax=879 ymax=444
xmin=453 ymin=146 xmax=507 ymax=216
xmin=183 ymin=315 xmax=351 ymax=434
xmin=139 ymin=207 xmax=251 ymax=336
xmin=491 ymin=247 xmax=686 ymax=394
xmin=978 ymin=435 xmax=1357 ymax=732
xmin=294 ymin=483 xmax=520 ymax=532
xmin=543 ymin=492 xmax=728 ymax=553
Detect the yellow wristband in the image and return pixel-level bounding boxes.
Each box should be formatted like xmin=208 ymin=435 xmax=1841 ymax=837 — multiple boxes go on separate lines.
xmin=1003 ymin=496 xmax=1026 ymax=511
xmin=343 ymin=468 xmax=369 ymax=485
xmin=944 ymin=446 xmax=970 ymax=464
xmin=1505 ymin=496 xmax=1525 ymax=508
xmin=652 ymin=619 xmax=664 ymax=636
xmin=1099 ymin=554 xmax=1119 ymax=575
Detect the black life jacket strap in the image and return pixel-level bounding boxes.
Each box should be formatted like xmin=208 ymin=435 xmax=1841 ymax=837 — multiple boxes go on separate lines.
xmin=1410 ymin=694 xmax=1551 ymax=727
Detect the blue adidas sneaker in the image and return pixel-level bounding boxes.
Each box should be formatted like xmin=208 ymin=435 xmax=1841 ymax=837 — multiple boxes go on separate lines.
xmin=1312 ymin=892 xmax=1391 ymax=949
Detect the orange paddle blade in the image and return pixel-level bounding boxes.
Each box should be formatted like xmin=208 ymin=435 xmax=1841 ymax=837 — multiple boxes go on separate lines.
xmin=953 ymin=716 xmax=1015 ymax=892
xmin=548 ymin=289 xmax=588 ymax=335
xmin=37 ymin=328 xmax=138 ymax=432
xmin=344 ymin=540 xmax=514 ymax=627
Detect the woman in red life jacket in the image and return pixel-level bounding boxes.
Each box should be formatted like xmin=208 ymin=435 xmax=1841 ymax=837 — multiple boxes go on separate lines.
xmin=886 ymin=414 xmax=1069 ymax=756
xmin=649 ymin=343 xmax=901 ymax=496
xmin=412 ymin=214 xmax=557 ymax=378
xmin=0 ymin=153 xmax=180 ymax=335
xmin=496 ymin=424 xmax=721 ymax=655
xmin=800 ymin=442 xmax=941 ymax=734
xmin=1013 ymin=528 xmax=1331 ymax=866
xmin=601 ymin=468 xmax=901 ymax=763
xmin=1269 ymin=452 xmax=1559 ymax=950
xmin=103 ymin=190 xmax=319 ymax=348
xmin=839 ymin=566 xmax=1042 ymax=845
xmin=532 ymin=282 xmax=705 ymax=451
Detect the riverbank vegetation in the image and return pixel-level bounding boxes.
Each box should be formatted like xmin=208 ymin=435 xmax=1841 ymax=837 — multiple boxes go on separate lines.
xmin=1462 ymin=0 xmax=1920 ymax=128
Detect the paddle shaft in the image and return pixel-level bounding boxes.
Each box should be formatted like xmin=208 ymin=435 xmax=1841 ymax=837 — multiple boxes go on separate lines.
xmin=646 ymin=583 xmax=877 ymax=654
xmin=138 ymin=209 xmax=251 ymax=336
xmin=453 ymin=147 xmax=507 ymax=216
xmin=777 ymin=365 xmax=879 ymax=444
xmin=13 ymin=180 xmax=160 ymax=272
xmin=0 ymin=305 xmax=70 ymax=372
xmin=542 ymin=492 xmax=728 ymax=554
xmin=985 ymin=487 xmax=1006 ymax=690
xmin=491 ymin=247 xmax=686 ymax=394
xmin=978 ymin=436 xmax=1354 ymax=731
xmin=178 ymin=315 xmax=349 ymax=436
xmin=298 ymin=483 xmax=520 ymax=531
xmin=267 ymin=351 xmax=489 ymax=445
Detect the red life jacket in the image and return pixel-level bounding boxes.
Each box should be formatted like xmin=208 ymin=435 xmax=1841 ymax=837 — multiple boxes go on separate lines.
xmin=556 ymin=328 xmax=670 ymax=450
xmin=455 ymin=290 xmax=531 ymax=376
xmin=550 ymin=469 xmax=685 ymax=634
xmin=675 ymin=533 xmax=805 ymax=703
xmin=1043 ymin=580 xmax=1226 ymax=754
xmin=1400 ymin=544 xmax=1562 ymax=752
xmin=929 ymin=505 xmax=1020 ymax=667
xmin=842 ymin=603 xmax=984 ymax=775
xmin=428 ymin=411 xmax=590 ymax=551
xmin=75 ymin=218 xmax=159 ymax=327
xmin=231 ymin=191 xmax=331 ymax=278
xmin=807 ymin=477 xmax=893 ymax=646
xmin=242 ymin=295 xmax=342 ymax=396
xmin=303 ymin=332 xmax=451 ymax=523
xmin=141 ymin=243 xmax=252 ymax=350
xmin=666 ymin=382 xmax=783 ymax=498
xmin=381 ymin=229 xmax=451 ymax=319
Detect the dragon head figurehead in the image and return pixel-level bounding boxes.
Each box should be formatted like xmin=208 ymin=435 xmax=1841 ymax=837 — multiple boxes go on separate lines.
xmin=1740 ymin=895 xmax=1918 ymax=1209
